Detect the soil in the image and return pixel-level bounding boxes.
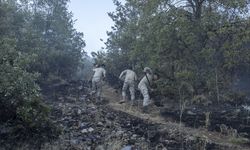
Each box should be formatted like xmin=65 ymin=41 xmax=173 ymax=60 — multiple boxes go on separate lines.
xmin=102 ymin=85 xmax=250 ymax=150
xmin=1 ymin=82 xmax=250 ymax=150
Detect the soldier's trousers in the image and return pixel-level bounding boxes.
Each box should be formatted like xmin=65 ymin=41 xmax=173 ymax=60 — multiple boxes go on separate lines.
xmin=139 ymin=85 xmax=150 ymax=107
xmin=92 ymin=78 xmax=103 ymax=100
xmin=122 ymin=81 xmax=135 ymax=101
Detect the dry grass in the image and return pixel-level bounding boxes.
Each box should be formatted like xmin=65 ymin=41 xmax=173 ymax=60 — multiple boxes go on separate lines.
xmin=103 ymin=85 xmax=250 ymax=150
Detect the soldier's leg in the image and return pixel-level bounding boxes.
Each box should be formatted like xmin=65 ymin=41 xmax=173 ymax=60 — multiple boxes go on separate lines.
xmin=121 ymin=82 xmax=128 ymax=101
xmin=129 ymin=82 xmax=135 ymax=101
xmin=91 ymin=80 xmax=97 ymax=95
xmin=96 ymin=81 xmax=102 ymax=100
xmin=141 ymin=87 xmax=150 ymax=107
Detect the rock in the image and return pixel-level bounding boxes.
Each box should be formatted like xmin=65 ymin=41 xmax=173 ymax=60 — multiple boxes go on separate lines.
xmin=88 ymin=127 xmax=94 ymax=132
xmin=131 ymin=134 xmax=137 ymax=139
xmin=105 ymin=120 xmax=112 ymax=128
xmin=70 ymin=139 xmax=79 ymax=145
xmin=66 ymin=96 xmax=76 ymax=102
xmin=58 ymin=97 xmax=64 ymax=101
xmin=58 ymin=103 xmax=63 ymax=107
xmin=121 ymin=145 xmax=132 ymax=150
xmin=95 ymin=145 xmax=105 ymax=150
xmin=186 ymin=135 xmax=195 ymax=141
xmin=187 ymin=110 xmax=196 ymax=115
xmin=77 ymin=109 xmax=81 ymax=115
xmin=80 ymin=97 xmax=86 ymax=101
xmin=97 ymin=122 xmax=104 ymax=127
xmin=79 ymin=122 xmax=88 ymax=128
xmin=81 ymin=129 xmax=88 ymax=133
xmin=242 ymin=105 xmax=250 ymax=111
xmin=116 ymin=130 xmax=124 ymax=137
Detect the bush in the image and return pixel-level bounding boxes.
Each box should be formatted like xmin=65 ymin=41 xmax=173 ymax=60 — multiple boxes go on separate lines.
xmin=0 ymin=38 xmax=57 ymax=141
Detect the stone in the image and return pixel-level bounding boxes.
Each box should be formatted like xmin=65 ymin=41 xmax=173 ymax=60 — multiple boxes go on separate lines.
xmin=77 ymin=109 xmax=82 ymax=114
xmin=95 ymin=145 xmax=105 ymax=150
xmin=116 ymin=130 xmax=124 ymax=137
xmin=97 ymin=122 xmax=104 ymax=127
xmin=88 ymin=127 xmax=94 ymax=132
xmin=81 ymin=129 xmax=88 ymax=133
xmin=121 ymin=145 xmax=132 ymax=150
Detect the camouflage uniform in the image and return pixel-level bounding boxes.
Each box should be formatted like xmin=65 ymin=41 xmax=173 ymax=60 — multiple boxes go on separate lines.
xmin=119 ymin=69 xmax=138 ymax=101
xmin=138 ymin=67 xmax=153 ymax=107
xmin=92 ymin=67 xmax=106 ymax=100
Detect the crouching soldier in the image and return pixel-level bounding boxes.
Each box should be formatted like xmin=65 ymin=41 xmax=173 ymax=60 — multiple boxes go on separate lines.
xmin=91 ymin=64 xmax=106 ymax=101
xmin=138 ymin=67 xmax=159 ymax=111
xmin=119 ymin=66 xmax=138 ymax=104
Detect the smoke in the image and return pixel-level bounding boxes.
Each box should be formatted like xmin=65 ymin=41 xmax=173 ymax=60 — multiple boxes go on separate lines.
xmin=74 ymin=56 xmax=94 ymax=81
xmin=232 ymin=73 xmax=250 ymax=96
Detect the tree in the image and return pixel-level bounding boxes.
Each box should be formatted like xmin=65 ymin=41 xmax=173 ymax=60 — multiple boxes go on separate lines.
xmin=0 ymin=0 xmax=85 ymax=142
xmin=12 ymin=0 xmax=86 ymax=83
xmin=0 ymin=1 xmax=54 ymax=141
xmin=105 ymin=0 xmax=250 ymax=103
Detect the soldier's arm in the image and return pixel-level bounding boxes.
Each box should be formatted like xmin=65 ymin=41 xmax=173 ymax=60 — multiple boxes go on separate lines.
xmin=103 ymin=69 xmax=106 ymax=78
xmin=119 ymin=70 xmax=126 ymax=80
xmin=134 ymin=73 xmax=138 ymax=81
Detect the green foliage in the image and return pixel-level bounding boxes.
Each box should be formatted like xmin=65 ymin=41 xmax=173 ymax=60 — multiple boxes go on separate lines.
xmin=0 ymin=38 xmax=47 ymax=127
xmin=0 ymin=0 xmax=85 ymax=141
xmin=13 ymin=0 xmax=85 ymax=82
xmin=91 ymin=51 xmax=106 ymax=66
xmin=105 ymin=0 xmax=250 ymax=103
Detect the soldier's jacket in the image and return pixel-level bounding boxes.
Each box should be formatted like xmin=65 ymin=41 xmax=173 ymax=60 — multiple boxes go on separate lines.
xmin=138 ymin=73 xmax=153 ymax=89
xmin=92 ymin=67 xmax=106 ymax=81
xmin=119 ymin=69 xmax=137 ymax=83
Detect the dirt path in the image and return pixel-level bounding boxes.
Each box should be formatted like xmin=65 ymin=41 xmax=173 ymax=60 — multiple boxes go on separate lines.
xmin=102 ymin=84 xmax=250 ymax=150
xmin=103 ymin=85 xmax=170 ymax=124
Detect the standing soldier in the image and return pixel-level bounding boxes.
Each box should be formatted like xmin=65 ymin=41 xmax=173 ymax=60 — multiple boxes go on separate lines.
xmin=119 ymin=66 xmax=138 ymax=104
xmin=138 ymin=67 xmax=159 ymax=111
xmin=91 ymin=64 xmax=106 ymax=101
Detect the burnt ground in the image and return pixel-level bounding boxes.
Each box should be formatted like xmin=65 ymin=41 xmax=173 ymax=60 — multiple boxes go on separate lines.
xmin=1 ymin=82 xmax=250 ymax=150
xmin=103 ymin=85 xmax=250 ymax=150
xmin=40 ymin=84 xmax=249 ymax=150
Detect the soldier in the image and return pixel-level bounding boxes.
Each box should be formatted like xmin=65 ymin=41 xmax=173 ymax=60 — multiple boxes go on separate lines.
xmin=91 ymin=64 xmax=106 ymax=100
xmin=119 ymin=66 xmax=138 ymax=104
xmin=138 ymin=67 xmax=159 ymax=109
